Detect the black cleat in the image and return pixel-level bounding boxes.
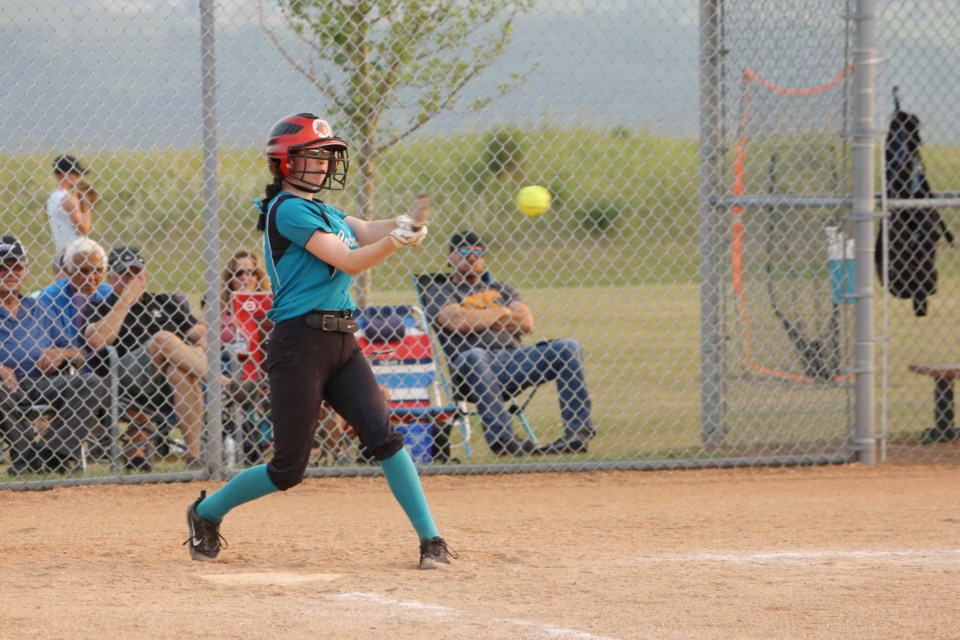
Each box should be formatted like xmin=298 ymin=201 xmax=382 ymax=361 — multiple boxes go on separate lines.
xmin=419 ymin=536 xmax=458 ymax=570
xmin=183 ymin=490 xmax=227 ymax=561
xmin=490 ymin=438 xmax=541 ymax=457
xmin=536 ymin=438 xmax=589 ymax=455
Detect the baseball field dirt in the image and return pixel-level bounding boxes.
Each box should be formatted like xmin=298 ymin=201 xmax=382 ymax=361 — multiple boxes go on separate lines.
xmin=1 ymin=464 xmax=958 ymax=639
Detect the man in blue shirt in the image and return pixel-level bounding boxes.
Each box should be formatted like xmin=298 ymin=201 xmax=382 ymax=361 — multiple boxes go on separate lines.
xmin=0 ymin=235 xmax=108 ymax=476
xmin=33 ymin=237 xmax=111 ymax=347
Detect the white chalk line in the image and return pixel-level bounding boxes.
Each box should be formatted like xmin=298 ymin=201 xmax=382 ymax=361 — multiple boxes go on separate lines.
xmin=615 ymin=548 xmax=960 ymax=565
xmin=335 ymin=592 xmax=621 ymax=640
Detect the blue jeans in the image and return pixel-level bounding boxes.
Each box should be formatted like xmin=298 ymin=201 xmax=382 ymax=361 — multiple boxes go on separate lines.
xmin=451 ymin=339 xmax=594 ymax=447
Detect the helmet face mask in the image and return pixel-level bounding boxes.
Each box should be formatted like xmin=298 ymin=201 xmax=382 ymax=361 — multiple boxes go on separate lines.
xmin=266 ymin=113 xmax=350 ymax=192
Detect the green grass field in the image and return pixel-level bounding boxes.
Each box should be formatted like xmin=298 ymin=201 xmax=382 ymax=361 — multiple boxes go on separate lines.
xmin=2 ymin=126 xmax=958 ymax=463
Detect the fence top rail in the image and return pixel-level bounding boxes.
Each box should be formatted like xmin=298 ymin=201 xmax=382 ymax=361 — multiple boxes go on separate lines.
xmin=712 ymin=193 xmax=960 ymax=209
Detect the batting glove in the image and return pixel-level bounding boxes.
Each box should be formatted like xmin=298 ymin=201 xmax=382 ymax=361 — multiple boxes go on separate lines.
xmin=395 ymin=214 xmax=422 ymax=232
xmin=388 ymin=226 xmax=428 ymax=248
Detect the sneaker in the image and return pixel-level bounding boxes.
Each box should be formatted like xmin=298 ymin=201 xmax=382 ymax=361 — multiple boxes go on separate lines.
xmin=124 ymin=455 xmax=152 ymax=472
xmin=35 ymin=447 xmax=82 ymax=474
xmin=537 ymin=438 xmax=589 ymax=455
xmin=490 ymin=438 xmax=541 ymax=457
xmin=123 ymin=427 xmax=153 ymax=471
xmin=183 ymin=490 xmax=227 ymax=561
xmin=6 ymin=448 xmax=41 ymax=477
xmin=419 ymin=536 xmax=458 ymax=570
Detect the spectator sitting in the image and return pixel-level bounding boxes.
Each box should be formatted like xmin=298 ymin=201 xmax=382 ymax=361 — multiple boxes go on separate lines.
xmin=0 ymin=235 xmax=108 ymax=475
xmin=210 ymin=248 xmax=272 ymax=464
xmin=423 ymin=231 xmax=595 ymax=456
xmin=219 ymin=248 xmax=272 ymax=352
xmin=82 ymin=246 xmax=237 ymax=468
xmin=33 ymin=237 xmax=111 ymax=347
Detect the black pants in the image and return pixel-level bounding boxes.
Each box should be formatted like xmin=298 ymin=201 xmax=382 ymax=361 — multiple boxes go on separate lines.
xmin=265 ymin=318 xmax=403 ymax=490
xmin=0 ymin=373 xmax=108 ymax=462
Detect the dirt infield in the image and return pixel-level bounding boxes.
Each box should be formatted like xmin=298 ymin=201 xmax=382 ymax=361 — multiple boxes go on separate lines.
xmin=1 ymin=464 xmax=958 ymax=639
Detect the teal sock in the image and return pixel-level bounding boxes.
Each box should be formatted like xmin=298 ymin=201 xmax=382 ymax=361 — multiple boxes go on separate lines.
xmin=380 ymin=448 xmax=440 ymax=540
xmin=196 ymin=464 xmax=278 ymax=522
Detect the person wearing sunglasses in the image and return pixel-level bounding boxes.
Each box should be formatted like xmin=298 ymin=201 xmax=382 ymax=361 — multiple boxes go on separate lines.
xmin=33 ymin=237 xmax=112 ymax=348
xmin=0 ymin=235 xmax=109 ymax=475
xmin=218 ymin=248 xmax=271 ymax=350
xmin=423 ymin=231 xmax=595 ymax=456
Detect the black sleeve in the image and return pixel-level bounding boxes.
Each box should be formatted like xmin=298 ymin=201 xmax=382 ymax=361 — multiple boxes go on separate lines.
xmin=79 ymin=295 xmax=117 ymax=376
xmin=79 ymin=295 xmax=118 ymax=350
xmin=161 ymin=294 xmax=197 ymax=339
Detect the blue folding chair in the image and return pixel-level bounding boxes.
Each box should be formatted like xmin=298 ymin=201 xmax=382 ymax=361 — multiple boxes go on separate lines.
xmin=356 ymin=304 xmax=469 ymax=461
xmin=411 ymin=273 xmax=540 ymax=446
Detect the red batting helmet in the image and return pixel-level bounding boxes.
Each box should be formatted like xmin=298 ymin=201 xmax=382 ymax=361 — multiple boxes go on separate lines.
xmin=266 ymin=113 xmax=349 ymax=192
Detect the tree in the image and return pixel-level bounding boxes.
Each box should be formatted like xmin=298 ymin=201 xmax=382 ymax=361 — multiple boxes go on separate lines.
xmin=259 ymin=0 xmax=535 ymax=304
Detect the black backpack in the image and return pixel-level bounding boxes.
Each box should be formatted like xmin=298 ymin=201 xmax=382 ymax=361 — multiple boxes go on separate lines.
xmin=875 ymin=89 xmax=952 ymax=316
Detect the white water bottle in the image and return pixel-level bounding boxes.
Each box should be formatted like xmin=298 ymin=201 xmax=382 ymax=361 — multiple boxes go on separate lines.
xmin=826 ymin=226 xmax=853 ymax=305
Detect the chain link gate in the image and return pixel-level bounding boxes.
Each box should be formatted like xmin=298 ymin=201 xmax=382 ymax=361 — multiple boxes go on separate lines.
xmin=1 ymin=1 xmax=958 ymax=489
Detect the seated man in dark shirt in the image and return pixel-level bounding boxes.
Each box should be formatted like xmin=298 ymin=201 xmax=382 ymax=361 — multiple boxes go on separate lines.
xmin=0 ymin=235 xmax=108 ymax=475
xmin=83 ymin=246 xmax=223 ymax=468
xmin=423 ymin=231 xmax=595 ymax=456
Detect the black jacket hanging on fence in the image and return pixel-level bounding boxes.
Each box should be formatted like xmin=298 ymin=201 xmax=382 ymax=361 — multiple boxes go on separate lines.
xmin=875 ymin=98 xmax=953 ymax=317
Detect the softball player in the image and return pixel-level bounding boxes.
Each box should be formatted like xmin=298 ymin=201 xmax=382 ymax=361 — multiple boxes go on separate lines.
xmin=184 ymin=113 xmax=456 ymax=570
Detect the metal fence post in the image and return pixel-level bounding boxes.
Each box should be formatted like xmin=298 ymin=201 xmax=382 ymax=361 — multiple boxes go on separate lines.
xmin=851 ymin=0 xmax=877 ymax=465
xmin=200 ymin=0 xmax=224 ymax=478
xmin=698 ymin=0 xmax=726 ymax=446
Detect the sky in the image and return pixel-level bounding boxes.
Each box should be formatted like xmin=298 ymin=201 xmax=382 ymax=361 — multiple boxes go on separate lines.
xmin=1 ymin=1 xmax=958 ymax=153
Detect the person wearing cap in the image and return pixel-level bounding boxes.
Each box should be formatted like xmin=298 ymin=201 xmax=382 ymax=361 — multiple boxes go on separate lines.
xmin=32 ymin=237 xmax=112 ymax=347
xmin=423 ymin=231 xmax=596 ymax=455
xmin=0 ymin=235 xmax=109 ymax=475
xmin=82 ymin=246 xmax=219 ymax=468
xmin=46 ymin=155 xmax=95 ymax=264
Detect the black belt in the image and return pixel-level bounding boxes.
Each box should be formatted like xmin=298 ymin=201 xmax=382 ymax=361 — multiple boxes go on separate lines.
xmin=303 ymin=310 xmax=358 ymax=333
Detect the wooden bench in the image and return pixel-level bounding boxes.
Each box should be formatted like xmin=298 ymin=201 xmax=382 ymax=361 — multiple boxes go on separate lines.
xmin=907 ymin=364 xmax=960 ymax=444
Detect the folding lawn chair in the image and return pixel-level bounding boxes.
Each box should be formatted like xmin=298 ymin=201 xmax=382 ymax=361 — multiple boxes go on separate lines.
xmin=82 ymin=294 xmax=246 ymax=473
xmin=230 ymin=291 xmax=274 ymax=464
xmin=412 ymin=273 xmax=541 ymax=446
xmin=356 ymin=304 xmax=468 ymax=461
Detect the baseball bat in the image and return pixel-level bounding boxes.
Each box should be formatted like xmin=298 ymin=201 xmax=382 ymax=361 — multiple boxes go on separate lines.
xmin=409 ymin=193 xmax=434 ymax=231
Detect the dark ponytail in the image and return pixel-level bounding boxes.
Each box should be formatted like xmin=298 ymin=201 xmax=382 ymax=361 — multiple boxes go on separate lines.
xmin=257 ymin=166 xmax=284 ymax=232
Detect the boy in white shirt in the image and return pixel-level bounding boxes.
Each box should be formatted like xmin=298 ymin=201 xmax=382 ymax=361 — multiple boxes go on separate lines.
xmin=46 ymin=155 xmax=94 ymax=274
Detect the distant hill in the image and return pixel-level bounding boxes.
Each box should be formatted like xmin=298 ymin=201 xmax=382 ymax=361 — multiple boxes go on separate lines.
xmin=2 ymin=1 xmax=958 ymax=154
xmin=0 ymin=1 xmax=698 ymax=153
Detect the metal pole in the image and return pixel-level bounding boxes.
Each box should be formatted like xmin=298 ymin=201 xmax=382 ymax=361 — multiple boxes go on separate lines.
xmin=851 ymin=0 xmax=877 ymax=465
xmin=199 ymin=0 xmax=224 ymax=478
xmin=697 ymin=0 xmax=725 ymax=445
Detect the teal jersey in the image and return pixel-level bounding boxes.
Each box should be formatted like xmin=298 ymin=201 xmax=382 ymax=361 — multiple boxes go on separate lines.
xmin=262 ymin=193 xmax=357 ymax=322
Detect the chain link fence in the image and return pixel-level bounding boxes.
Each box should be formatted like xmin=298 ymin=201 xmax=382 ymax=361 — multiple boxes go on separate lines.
xmin=1 ymin=1 xmax=958 ymax=488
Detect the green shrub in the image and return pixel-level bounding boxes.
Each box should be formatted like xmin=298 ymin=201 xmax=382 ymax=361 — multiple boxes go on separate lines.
xmin=576 ymin=200 xmax=622 ymax=236
xmin=481 ymin=127 xmax=525 ymax=179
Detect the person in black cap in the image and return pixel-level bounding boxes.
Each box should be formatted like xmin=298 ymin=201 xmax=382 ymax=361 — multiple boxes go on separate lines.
xmin=0 ymin=235 xmax=109 ymax=475
xmin=422 ymin=231 xmax=595 ymax=455
xmin=46 ymin=155 xmax=95 ymax=271
xmin=82 ymin=246 xmax=230 ymax=469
